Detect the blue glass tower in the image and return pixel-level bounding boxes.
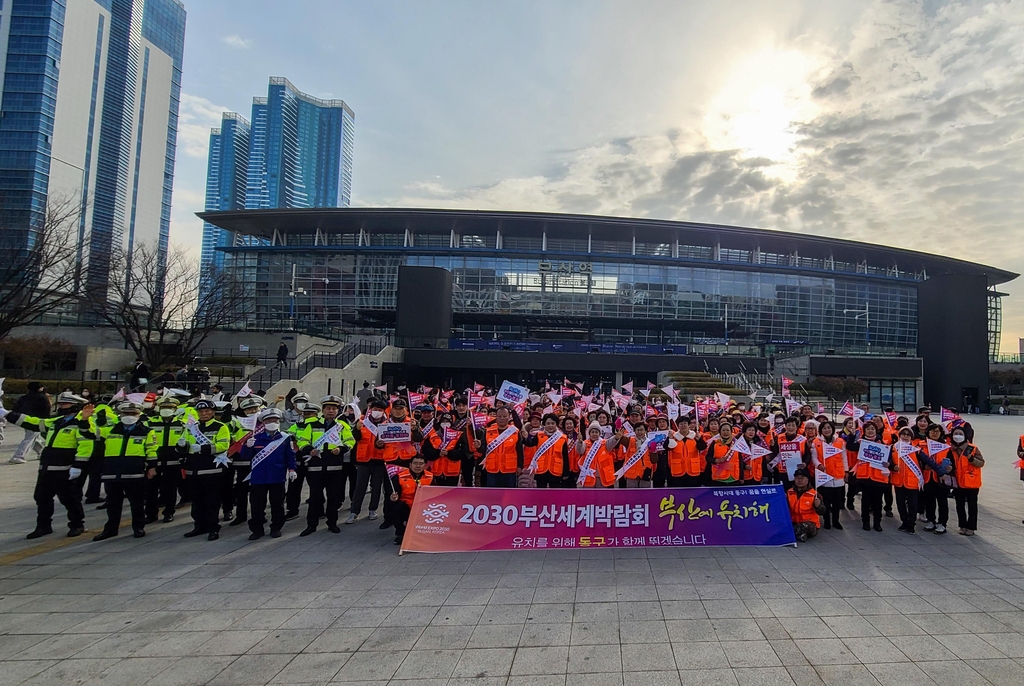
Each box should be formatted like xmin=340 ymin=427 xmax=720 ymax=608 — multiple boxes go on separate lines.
xmin=201 ymin=112 xmax=249 ymax=273
xmin=0 ymin=0 xmax=186 ymax=299
xmin=200 ymin=77 xmax=354 ymax=272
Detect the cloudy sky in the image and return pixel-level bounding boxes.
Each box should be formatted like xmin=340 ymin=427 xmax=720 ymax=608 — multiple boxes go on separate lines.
xmin=173 ymin=0 xmax=1024 ymax=351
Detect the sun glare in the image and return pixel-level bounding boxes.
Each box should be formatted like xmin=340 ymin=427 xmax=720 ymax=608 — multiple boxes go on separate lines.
xmin=702 ymin=46 xmax=822 ymax=179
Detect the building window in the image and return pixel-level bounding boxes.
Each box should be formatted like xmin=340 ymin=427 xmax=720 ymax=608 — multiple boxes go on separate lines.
xmin=868 ymin=379 xmax=917 ymax=412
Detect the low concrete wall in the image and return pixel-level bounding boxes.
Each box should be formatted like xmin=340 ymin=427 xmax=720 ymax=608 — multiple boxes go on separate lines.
xmin=264 ymin=346 xmax=404 ymax=404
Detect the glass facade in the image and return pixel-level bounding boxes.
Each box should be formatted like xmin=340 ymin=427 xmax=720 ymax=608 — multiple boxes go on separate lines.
xmin=868 ymin=379 xmax=917 ymax=412
xmin=988 ymin=289 xmax=1002 ymax=360
xmin=201 ymin=112 xmax=250 ymax=273
xmin=222 ymin=248 xmax=919 ymax=355
xmin=201 ymin=78 xmax=354 ymax=273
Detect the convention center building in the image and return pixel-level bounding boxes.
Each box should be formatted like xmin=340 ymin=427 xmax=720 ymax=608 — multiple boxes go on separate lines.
xmin=199 ymin=208 xmax=1017 ymax=412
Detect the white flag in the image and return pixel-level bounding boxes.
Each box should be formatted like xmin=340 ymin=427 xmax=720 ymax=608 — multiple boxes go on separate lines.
xmin=730 ymin=436 xmax=752 ymax=455
xmin=661 ymin=384 xmax=678 ymax=401
xmin=716 ymin=392 xmax=732 ymax=407
xmin=815 ymin=468 xmax=831 ymax=488
xmin=785 ymin=398 xmax=802 ymax=416
xmin=236 ymin=381 xmax=252 ymax=398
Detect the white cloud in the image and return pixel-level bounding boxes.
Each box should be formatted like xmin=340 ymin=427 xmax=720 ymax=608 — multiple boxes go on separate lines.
xmin=221 ymin=34 xmax=253 ymax=49
xmin=177 ymin=92 xmax=230 ymax=159
xmin=392 ymin=0 xmax=1024 ymax=349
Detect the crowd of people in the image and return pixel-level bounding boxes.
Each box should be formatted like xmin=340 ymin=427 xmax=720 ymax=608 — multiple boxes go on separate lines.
xmin=0 ymin=379 xmax=990 ymax=546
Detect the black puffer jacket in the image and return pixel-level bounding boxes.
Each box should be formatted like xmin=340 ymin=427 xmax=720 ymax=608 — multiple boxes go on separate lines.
xmin=12 ymin=391 xmax=52 ymax=421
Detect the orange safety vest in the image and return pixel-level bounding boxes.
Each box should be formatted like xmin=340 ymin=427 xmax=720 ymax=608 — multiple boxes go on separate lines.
xmin=742 ymin=435 xmax=766 ymax=482
xmin=709 ymin=440 xmax=740 ymax=483
xmin=854 ymin=435 xmax=890 ymax=483
xmin=788 ymin=488 xmax=820 ymax=524
xmin=426 ymin=430 xmax=462 ymax=477
xmin=483 ymin=424 xmax=520 ymax=474
xmin=952 ymin=443 xmax=982 ymax=489
xmin=617 ymin=436 xmax=654 ymax=480
xmin=385 ymin=416 xmax=417 ymax=462
xmin=355 ymin=420 xmax=388 ymax=463
xmin=397 ymin=468 xmax=433 ymax=507
xmin=890 ymin=443 xmax=922 ymax=490
xmin=534 ymin=433 xmax=568 ymax=477
xmin=818 ymin=436 xmax=847 ymax=480
xmin=577 ymin=439 xmax=616 ymax=487
xmin=667 ymin=435 xmax=703 ymax=477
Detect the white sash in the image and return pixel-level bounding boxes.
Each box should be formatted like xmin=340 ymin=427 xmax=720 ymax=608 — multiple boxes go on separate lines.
xmin=361 ymin=416 xmax=380 ymax=437
xmin=486 ymin=425 xmax=518 ymax=454
xmin=186 ymin=419 xmax=212 ymax=446
xmin=896 ymin=443 xmax=924 ymax=489
xmin=528 ymin=430 xmax=564 ymax=473
xmin=314 ymin=423 xmax=342 ymax=450
xmin=244 ymin=434 xmax=289 ymax=481
xmin=615 ymin=437 xmax=652 ymax=479
xmin=580 ymin=439 xmax=603 ymax=482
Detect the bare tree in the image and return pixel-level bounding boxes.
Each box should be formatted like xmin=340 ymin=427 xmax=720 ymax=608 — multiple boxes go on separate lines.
xmin=0 ymin=334 xmax=74 ymax=378
xmin=87 ymin=242 xmax=253 ymax=369
xmin=0 ymin=195 xmax=82 ymax=340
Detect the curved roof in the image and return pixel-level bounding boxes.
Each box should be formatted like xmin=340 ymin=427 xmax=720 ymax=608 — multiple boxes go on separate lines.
xmin=198 ymin=207 xmax=1018 ymax=286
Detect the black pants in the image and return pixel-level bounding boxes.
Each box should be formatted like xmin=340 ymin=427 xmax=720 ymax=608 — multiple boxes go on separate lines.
xmin=34 ymin=469 xmax=85 ymax=531
xmin=178 ymin=472 xmax=193 ymax=505
xmin=285 ymin=464 xmax=307 ymax=515
xmin=461 ymin=456 xmax=476 ymax=487
xmin=432 ymin=474 xmax=459 ymax=487
xmin=351 ymin=461 xmax=388 ymax=514
xmin=306 ymin=470 xmax=345 ymax=529
xmin=384 ymin=499 xmax=412 ymax=537
xmin=954 ymin=487 xmax=979 ymax=531
xmin=535 ymin=473 xmax=562 ymax=488
xmin=846 ymin=475 xmax=859 ymax=508
xmin=189 ymin=475 xmax=224 ymax=534
xmin=85 ymin=452 xmax=104 ymax=502
xmin=923 ymin=481 xmax=949 ymax=525
xmin=231 ymin=466 xmax=251 ymax=520
xmin=883 ymin=484 xmax=894 ymax=514
xmin=894 ymin=486 xmax=919 ymax=530
xmin=339 ymin=462 xmax=357 ymax=501
xmin=860 ymin=480 xmax=884 ymax=525
xmin=668 ymin=475 xmax=703 ymax=488
xmin=819 ymin=485 xmax=845 ymax=525
xmin=250 ymin=482 xmax=286 ymax=535
xmin=103 ymin=480 xmax=146 ymax=534
xmin=145 ymin=463 xmax=179 ymax=519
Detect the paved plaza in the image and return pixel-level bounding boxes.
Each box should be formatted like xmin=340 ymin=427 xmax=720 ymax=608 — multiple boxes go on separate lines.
xmin=2 ymin=416 xmax=1024 ymax=685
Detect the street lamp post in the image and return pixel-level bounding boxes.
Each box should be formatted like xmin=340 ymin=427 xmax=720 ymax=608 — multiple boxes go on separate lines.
xmin=843 ymin=304 xmax=870 ymax=352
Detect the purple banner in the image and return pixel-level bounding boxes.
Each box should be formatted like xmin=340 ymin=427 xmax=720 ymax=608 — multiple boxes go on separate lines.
xmin=401 ymin=484 xmax=796 ymax=553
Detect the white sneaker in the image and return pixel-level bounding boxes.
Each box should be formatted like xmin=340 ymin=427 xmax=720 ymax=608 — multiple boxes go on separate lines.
xmin=923 ymin=522 xmax=936 ymax=531
xmin=8 ymin=457 xmax=26 ymax=464
xmin=918 ymin=513 xmax=928 ymax=522
xmin=934 ymin=524 xmax=946 ymax=534
xmin=367 ymin=511 xmax=378 ymax=521
xmin=345 ymin=513 xmax=357 ymax=524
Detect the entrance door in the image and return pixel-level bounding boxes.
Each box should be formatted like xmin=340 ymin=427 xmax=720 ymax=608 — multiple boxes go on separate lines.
xmin=961 ymin=386 xmax=979 ymax=413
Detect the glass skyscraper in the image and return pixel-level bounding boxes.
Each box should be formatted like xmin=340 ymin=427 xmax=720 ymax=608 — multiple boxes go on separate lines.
xmin=0 ymin=0 xmax=186 ymax=297
xmin=201 ymin=77 xmax=354 ymax=273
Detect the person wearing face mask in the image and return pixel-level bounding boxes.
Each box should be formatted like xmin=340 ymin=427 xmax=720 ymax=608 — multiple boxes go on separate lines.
xmin=420 ymin=411 xmax=465 ymax=487
xmin=144 ymin=397 xmax=187 ymax=524
xmin=949 ymin=428 xmax=984 ymax=535
xmin=90 ymin=403 xmax=158 ymax=541
xmin=241 ymin=408 xmax=297 ymax=540
xmin=523 ymin=414 xmax=570 ymax=488
xmin=179 ymin=400 xmax=232 ymax=541
xmin=347 ymin=399 xmax=391 ymax=523
xmin=225 ymin=397 xmax=263 ymax=526
xmin=283 ymin=395 xmax=315 ymax=520
xmin=3 ymin=392 xmax=94 ymax=539
xmin=295 ymin=397 xmax=355 ymax=536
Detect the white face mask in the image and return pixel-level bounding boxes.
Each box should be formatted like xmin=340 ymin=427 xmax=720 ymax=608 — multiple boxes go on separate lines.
xmin=294 ymin=402 xmax=306 ymax=411
xmin=121 ymin=416 xmax=139 ymax=426
xmin=264 ymin=422 xmax=280 ymax=433
xmin=953 ymin=433 xmax=965 ymax=443
xmin=370 ymin=410 xmax=384 ymax=420
xmin=159 ymin=409 xmax=175 ymax=418
xmin=440 ymin=422 xmax=451 ymax=429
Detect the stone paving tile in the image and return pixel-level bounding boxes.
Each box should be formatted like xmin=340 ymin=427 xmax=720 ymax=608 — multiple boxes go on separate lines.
xmin=4 ymin=416 xmax=1024 ymax=684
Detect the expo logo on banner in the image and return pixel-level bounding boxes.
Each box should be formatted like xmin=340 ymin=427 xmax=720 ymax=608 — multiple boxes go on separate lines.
xmin=496 ymin=380 xmax=529 ymax=405
xmin=377 ymin=423 xmax=413 ymax=443
xmin=400 ymin=485 xmax=797 ymax=554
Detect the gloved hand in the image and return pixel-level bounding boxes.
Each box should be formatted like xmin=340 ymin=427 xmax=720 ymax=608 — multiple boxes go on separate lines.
xmin=0 ymin=407 xmax=9 ymax=420
xmin=200 ymin=444 xmax=212 ymax=456
xmin=68 ymin=467 xmax=82 ymax=480
xmin=176 ymin=437 xmax=188 ymax=448
xmin=287 ymin=469 xmax=297 ymax=482
xmin=245 ymin=437 xmax=255 ymax=448
xmin=213 ymin=454 xmax=230 ymax=468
